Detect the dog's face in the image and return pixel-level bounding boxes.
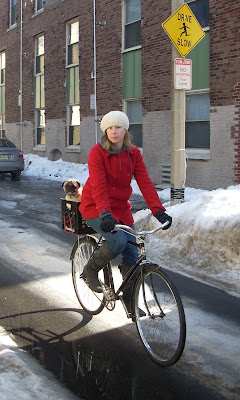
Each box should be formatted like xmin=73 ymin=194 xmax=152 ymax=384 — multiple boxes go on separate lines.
xmin=62 ymin=180 xmax=81 ymax=196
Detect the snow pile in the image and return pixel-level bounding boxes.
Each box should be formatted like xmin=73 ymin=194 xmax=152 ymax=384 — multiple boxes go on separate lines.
xmin=0 ymin=329 xmax=78 ymax=400
xmin=23 ymin=154 xmax=90 ymax=183
xmin=134 ymin=186 xmax=240 ymax=295
xmin=22 ymin=154 xmax=240 ymax=296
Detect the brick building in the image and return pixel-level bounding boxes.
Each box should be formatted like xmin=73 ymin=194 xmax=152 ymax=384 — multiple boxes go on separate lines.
xmin=0 ymin=0 xmax=239 ymax=190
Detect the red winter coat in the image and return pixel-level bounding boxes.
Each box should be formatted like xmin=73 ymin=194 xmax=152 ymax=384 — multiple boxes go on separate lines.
xmin=79 ymin=143 xmax=165 ymax=226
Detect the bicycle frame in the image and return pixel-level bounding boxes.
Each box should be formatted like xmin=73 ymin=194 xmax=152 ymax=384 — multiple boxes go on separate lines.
xmin=98 ymin=236 xmax=146 ymax=299
xmin=110 ymin=222 xmax=169 ymax=298
xmin=81 ymin=221 xmax=169 ymax=312
xmin=101 ymin=240 xmax=148 ymax=317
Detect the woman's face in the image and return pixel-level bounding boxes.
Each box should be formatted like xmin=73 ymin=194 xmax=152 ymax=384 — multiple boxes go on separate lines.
xmin=106 ymin=126 xmax=126 ymax=149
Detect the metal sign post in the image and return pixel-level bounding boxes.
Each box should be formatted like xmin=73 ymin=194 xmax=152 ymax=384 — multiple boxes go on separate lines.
xmin=162 ymin=1 xmax=205 ymax=205
xmin=170 ymin=43 xmax=186 ymax=205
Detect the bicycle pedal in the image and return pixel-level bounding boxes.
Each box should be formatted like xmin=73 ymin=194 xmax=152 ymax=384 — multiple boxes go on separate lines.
xmin=101 ymin=284 xmax=115 ymax=311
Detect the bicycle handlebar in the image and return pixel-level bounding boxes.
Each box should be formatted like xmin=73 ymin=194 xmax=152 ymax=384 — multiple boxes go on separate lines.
xmin=113 ymin=221 xmax=170 ymax=237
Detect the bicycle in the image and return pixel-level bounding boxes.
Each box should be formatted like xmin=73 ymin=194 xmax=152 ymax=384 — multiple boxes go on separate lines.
xmin=61 ymin=199 xmax=186 ymax=367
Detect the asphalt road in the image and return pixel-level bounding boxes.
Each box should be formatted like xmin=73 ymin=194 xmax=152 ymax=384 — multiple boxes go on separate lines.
xmin=0 ymin=175 xmax=239 ymax=400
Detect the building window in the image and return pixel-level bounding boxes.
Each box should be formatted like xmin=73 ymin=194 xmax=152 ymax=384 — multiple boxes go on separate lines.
xmin=123 ymin=1 xmax=142 ymax=147
xmin=0 ymin=52 xmax=5 ymax=137
xmin=66 ymin=20 xmax=80 ymax=147
xmin=124 ymin=0 xmax=141 ymax=50
xmin=0 ymin=115 xmax=5 ymax=137
xmin=125 ymin=100 xmax=142 ymax=147
xmin=34 ymin=36 xmax=45 ymax=146
xmin=68 ymin=106 xmax=80 ymax=146
xmin=185 ymin=0 xmax=209 ymax=151
xmin=36 ymin=35 xmax=44 ymax=74
xmin=10 ymin=0 xmax=17 ymax=26
xmin=186 ymin=92 xmax=210 ymax=148
xmin=0 ymin=52 xmax=5 ymax=85
xmin=36 ymin=110 xmax=45 ymax=145
xmin=184 ymin=0 xmax=209 ymax=28
xmin=67 ymin=21 xmax=79 ymax=65
xmin=36 ymin=0 xmax=44 ymax=13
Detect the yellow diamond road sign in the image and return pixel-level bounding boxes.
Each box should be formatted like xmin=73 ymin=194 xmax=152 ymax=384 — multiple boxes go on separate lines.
xmin=162 ymin=3 xmax=205 ymax=58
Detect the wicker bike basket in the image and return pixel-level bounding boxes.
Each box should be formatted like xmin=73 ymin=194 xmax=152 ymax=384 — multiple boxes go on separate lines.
xmin=61 ymin=199 xmax=95 ymax=235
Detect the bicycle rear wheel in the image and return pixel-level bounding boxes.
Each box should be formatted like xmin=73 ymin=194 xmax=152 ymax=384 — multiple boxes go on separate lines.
xmin=133 ymin=265 xmax=186 ymax=367
xmin=72 ymin=236 xmax=105 ymax=315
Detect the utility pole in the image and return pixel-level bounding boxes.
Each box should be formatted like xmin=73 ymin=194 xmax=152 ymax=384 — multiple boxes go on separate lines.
xmin=170 ymin=0 xmax=185 ymax=205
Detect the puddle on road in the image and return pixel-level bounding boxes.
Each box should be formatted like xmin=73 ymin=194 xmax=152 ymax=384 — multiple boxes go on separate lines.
xmin=5 ymin=316 xmax=229 ymax=400
xmin=9 ymin=325 xmax=171 ymax=400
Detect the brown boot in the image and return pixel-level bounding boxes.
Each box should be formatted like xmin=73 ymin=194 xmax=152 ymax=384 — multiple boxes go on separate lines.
xmin=83 ymin=242 xmax=116 ymax=292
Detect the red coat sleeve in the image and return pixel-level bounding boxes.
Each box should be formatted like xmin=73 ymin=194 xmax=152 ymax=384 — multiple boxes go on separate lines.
xmin=87 ymin=145 xmax=112 ymax=215
xmin=133 ymin=147 xmax=166 ymax=215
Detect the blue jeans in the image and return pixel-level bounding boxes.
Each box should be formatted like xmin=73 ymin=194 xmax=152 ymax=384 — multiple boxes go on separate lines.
xmin=86 ymin=217 xmax=139 ymax=266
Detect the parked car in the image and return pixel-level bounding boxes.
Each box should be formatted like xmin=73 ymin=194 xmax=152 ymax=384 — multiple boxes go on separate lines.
xmin=0 ymin=138 xmax=24 ymax=180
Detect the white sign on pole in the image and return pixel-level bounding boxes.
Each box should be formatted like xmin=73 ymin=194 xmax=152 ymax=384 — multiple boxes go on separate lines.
xmin=90 ymin=94 xmax=95 ymax=110
xmin=174 ymin=58 xmax=192 ymax=90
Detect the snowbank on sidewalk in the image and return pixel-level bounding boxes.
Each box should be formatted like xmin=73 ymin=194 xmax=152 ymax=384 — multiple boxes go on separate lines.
xmin=0 ymin=328 xmax=79 ymax=400
xmin=134 ymin=186 xmax=240 ymax=296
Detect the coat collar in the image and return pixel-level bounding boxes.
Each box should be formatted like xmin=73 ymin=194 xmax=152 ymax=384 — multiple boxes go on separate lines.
xmin=99 ymin=137 xmax=136 ymax=156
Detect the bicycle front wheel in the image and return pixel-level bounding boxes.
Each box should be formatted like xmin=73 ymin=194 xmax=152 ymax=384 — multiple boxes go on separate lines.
xmin=133 ymin=265 xmax=186 ymax=367
xmin=72 ymin=236 xmax=105 ymax=315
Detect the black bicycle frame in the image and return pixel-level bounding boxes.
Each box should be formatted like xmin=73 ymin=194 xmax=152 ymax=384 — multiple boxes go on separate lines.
xmin=96 ymin=235 xmax=150 ymax=305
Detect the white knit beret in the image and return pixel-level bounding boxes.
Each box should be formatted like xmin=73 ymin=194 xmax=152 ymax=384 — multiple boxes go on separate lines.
xmin=100 ymin=111 xmax=129 ymax=133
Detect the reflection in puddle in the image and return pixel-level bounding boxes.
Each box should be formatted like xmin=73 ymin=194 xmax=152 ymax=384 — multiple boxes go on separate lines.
xmin=9 ymin=323 xmax=164 ymax=399
xmin=4 ymin=317 xmax=220 ymax=400
xmin=2 ymin=306 xmax=208 ymax=400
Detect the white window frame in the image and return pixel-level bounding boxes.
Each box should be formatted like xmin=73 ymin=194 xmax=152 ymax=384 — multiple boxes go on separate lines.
xmin=36 ymin=0 xmax=44 ymax=13
xmin=35 ymin=35 xmax=44 ymax=75
xmin=185 ymin=89 xmax=210 ymax=159
xmin=0 ymin=52 xmax=5 ymax=85
xmin=66 ymin=20 xmax=79 ymax=68
xmin=34 ymin=35 xmax=45 ymax=149
xmin=9 ymin=0 xmax=17 ymax=28
xmin=67 ymin=105 xmax=80 ymax=149
xmin=34 ymin=109 xmax=46 ymax=148
xmin=122 ymin=0 xmax=141 ymax=53
xmin=66 ymin=20 xmax=80 ymax=150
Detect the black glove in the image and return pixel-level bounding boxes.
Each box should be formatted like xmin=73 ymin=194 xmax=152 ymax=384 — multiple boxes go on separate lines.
xmin=154 ymin=210 xmax=172 ymax=230
xmin=100 ymin=212 xmax=117 ymax=233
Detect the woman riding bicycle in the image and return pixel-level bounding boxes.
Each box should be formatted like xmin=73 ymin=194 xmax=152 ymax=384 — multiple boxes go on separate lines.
xmin=79 ymin=110 xmax=172 ymax=311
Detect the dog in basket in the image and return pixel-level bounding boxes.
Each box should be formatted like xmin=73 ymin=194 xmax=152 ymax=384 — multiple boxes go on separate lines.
xmin=62 ymin=179 xmax=83 ymax=202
